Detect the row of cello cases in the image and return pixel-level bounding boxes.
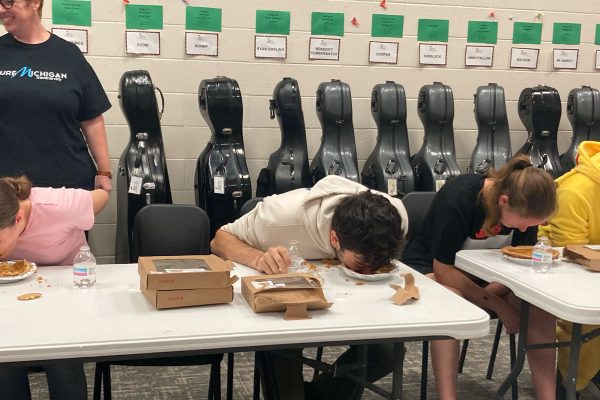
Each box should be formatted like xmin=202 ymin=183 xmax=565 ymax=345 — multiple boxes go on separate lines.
xmin=114 ymin=70 xmax=600 ymax=262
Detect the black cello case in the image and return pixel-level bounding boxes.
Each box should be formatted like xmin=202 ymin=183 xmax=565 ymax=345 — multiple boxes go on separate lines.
xmin=410 ymin=82 xmax=461 ymax=191
xmin=194 ymin=76 xmax=252 ymax=237
xmin=115 ymin=70 xmax=172 ymax=263
xmin=309 ymin=79 xmax=359 ymax=184
xmin=256 ymin=77 xmax=311 ymax=196
xmin=361 ymin=81 xmax=414 ymax=197
xmin=469 ymin=83 xmax=512 ymax=174
xmin=515 ymin=85 xmax=563 ymax=178
xmin=560 ymin=86 xmax=600 ymax=172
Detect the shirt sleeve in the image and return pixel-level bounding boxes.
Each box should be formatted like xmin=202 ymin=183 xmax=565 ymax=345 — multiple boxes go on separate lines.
xmin=76 ymin=56 xmax=111 ymax=121
xmin=221 ymin=206 xmax=262 ymax=249
xmin=432 ymin=201 xmax=471 ymax=265
xmin=61 ymin=188 xmax=95 ymax=231
xmin=540 ymin=187 xmax=590 ymax=246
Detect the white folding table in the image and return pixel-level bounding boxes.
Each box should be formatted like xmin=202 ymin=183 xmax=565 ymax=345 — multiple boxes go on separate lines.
xmin=0 ymin=261 xmax=489 ymax=399
xmin=456 ymin=249 xmax=600 ymax=400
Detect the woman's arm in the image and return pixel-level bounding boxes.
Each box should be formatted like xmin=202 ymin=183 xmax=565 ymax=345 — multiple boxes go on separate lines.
xmin=80 ymin=115 xmax=112 ymax=192
xmin=433 ymin=258 xmax=520 ymax=333
xmin=90 ymin=189 xmax=109 ymax=215
xmin=211 ymin=229 xmax=290 ymax=274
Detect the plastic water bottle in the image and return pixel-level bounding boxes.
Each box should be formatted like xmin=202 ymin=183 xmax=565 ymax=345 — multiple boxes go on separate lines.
xmin=73 ymin=245 xmax=97 ymax=288
xmin=531 ymin=236 xmax=552 ymax=273
xmin=288 ymin=240 xmax=306 ymax=273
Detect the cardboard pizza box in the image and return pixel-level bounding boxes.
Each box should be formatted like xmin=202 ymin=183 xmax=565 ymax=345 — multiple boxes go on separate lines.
xmin=563 ymin=245 xmax=600 ymax=272
xmin=141 ymin=284 xmax=235 ymax=309
xmin=139 ymin=255 xmax=235 ymax=290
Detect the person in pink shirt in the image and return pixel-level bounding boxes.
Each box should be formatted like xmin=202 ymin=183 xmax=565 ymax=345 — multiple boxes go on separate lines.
xmin=0 ymin=175 xmax=108 ymax=400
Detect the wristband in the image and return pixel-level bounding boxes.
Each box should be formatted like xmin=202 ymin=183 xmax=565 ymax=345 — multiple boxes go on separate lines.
xmin=96 ymin=170 xmax=113 ymax=179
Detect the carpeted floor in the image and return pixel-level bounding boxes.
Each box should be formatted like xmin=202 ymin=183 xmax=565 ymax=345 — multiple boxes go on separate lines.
xmin=28 ymin=321 xmax=600 ymax=399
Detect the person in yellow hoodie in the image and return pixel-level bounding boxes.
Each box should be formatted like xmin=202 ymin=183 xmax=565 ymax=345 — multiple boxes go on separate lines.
xmin=539 ymin=140 xmax=600 ymax=395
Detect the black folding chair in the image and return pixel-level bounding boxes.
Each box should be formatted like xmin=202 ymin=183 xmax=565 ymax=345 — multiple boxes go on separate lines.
xmin=94 ymin=204 xmax=231 ymax=400
xmin=403 ymin=192 xmax=517 ymax=400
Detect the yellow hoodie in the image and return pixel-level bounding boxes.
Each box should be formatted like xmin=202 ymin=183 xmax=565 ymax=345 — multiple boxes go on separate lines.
xmin=540 ymin=141 xmax=600 ymax=390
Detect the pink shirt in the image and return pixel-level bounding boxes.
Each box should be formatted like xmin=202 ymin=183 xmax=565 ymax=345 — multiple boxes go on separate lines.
xmin=8 ymin=187 xmax=94 ymax=266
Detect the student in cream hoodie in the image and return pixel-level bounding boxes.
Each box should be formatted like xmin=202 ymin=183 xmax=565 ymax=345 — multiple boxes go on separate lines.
xmin=211 ymin=174 xmax=408 ymax=400
xmin=540 ymin=140 xmax=600 ymax=395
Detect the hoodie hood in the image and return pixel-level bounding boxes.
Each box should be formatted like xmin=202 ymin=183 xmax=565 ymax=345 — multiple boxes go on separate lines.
xmin=302 ymin=175 xmax=409 ymax=252
xmin=557 ymin=141 xmax=600 ymax=186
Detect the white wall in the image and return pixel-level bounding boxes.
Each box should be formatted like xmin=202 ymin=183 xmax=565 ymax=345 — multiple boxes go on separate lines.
xmin=4 ymin=0 xmax=599 ymax=263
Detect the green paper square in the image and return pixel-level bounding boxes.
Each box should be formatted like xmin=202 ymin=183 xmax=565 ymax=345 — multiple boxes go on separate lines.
xmin=417 ymin=19 xmax=449 ymax=42
xmin=311 ymin=12 xmax=344 ymax=37
xmin=596 ymin=25 xmax=600 ymax=45
xmin=512 ymin=22 xmax=542 ymax=44
xmin=467 ymin=21 xmax=497 ymax=44
xmin=126 ymin=5 xmax=163 ymax=30
xmin=552 ymin=23 xmax=581 ymax=45
xmin=185 ymin=6 xmax=221 ymax=32
xmin=52 ymin=0 xmax=91 ymax=27
xmin=256 ymin=10 xmax=290 ymax=35
xmin=371 ymin=14 xmax=403 ymax=38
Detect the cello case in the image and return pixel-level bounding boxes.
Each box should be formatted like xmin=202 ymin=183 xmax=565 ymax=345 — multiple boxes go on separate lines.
xmin=361 ymin=81 xmax=414 ymax=197
xmin=194 ymin=76 xmax=252 ymax=237
xmin=115 ymin=70 xmax=172 ymax=263
xmin=410 ymin=82 xmax=461 ymax=191
xmin=469 ymin=83 xmax=512 ymax=174
xmin=560 ymin=86 xmax=600 ymax=172
xmin=515 ymin=85 xmax=563 ymax=178
xmin=309 ymin=79 xmax=359 ymax=184
xmin=256 ymin=77 xmax=311 ymax=197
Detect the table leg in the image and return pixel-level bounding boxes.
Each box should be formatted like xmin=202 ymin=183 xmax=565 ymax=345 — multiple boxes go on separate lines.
xmin=390 ymin=342 xmax=404 ymax=400
xmin=565 ymin=324 xmax=583 ymax=400
xmin=495 ymin=301 xmax=530 ymax=399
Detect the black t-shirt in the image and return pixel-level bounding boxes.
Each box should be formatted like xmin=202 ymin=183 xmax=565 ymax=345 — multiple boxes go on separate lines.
xmin=0 ymin=34 xmax=111 ymax=188
xmin=401 ymin=174 xmax=538 ymax=274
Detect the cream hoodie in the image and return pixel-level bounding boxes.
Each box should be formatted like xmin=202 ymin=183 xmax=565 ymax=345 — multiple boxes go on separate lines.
xmin=222 ymin=175 xmax=409 ymax=259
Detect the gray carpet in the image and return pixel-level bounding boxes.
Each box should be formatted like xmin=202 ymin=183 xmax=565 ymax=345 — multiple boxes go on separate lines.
xmin=28 ymin=321 xmax=600 ymax=399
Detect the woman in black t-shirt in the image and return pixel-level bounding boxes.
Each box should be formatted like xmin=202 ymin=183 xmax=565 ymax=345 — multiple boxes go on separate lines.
xmin=402 ymin=156 xmax=558 ymax=400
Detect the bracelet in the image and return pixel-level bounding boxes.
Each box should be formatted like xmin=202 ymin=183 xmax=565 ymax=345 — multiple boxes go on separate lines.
xmin=96 ymin=170 xmax=113 ymax=179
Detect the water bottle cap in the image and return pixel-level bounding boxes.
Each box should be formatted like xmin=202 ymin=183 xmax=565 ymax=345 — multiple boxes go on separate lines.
xmin=80 ymin=245 xmax=90 ymax=251
xmin=289 ymin=240 xmax=299 ymax=246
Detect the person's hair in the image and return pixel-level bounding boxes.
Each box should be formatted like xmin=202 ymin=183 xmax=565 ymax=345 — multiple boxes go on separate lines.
xmin=331 ymin=191 xmax=404 ymax=269
xmin=480 ymin=155 xmax=557 ymax=235
xmin=24 ymin=0 xmax=43 ymax=17
xmin=0 ymin=176 xmax=32 ymax=229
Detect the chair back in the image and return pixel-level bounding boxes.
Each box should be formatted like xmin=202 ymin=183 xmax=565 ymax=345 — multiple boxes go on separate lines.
xmin=239 ymin=197 xmax=264 ymax=217
xmin=402 ymin=192 xmax=436 ymax=240
xmin=132 ymin=204 xmax=210 ymax=259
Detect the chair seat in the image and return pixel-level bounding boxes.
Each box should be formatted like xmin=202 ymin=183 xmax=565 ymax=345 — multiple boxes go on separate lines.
xmin=109 ymin=354 xmax=223 ymax=367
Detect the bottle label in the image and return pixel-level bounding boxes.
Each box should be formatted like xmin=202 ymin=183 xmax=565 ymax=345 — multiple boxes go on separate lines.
xmin=532 ymin=251 xmax=552 ymax=263
xmin=73 ymin=264 xmax=95 ymax=276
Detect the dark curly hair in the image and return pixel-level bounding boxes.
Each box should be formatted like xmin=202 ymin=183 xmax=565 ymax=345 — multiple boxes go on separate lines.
xmin=331 ymin=191 xmax=404 ymax=269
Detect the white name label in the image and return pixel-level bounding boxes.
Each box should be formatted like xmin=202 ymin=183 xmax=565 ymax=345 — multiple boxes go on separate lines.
xmin=464 ymin=45 xmax=494 ymax=67
xmin=553 ymin=48 xmax=578 ymax=70
xmin=255 ymin=35 xmax=287 ymax=59
xmin=309 ymin=38 xmax=340 ymax=61
xmin=52 ymin=28 xmax=88 ymax=53
xmin=126 ymin=31 xmax=160 ymax=55
xmin=419 ymin=43 xmax=447 ymax=65
xmin=185 ymin=32 xmax=218 ymax=56
xmin=510 ymin=47 xmax=539 ymax=69
xmin=369 ymin=41 xmax=399 ymax=64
